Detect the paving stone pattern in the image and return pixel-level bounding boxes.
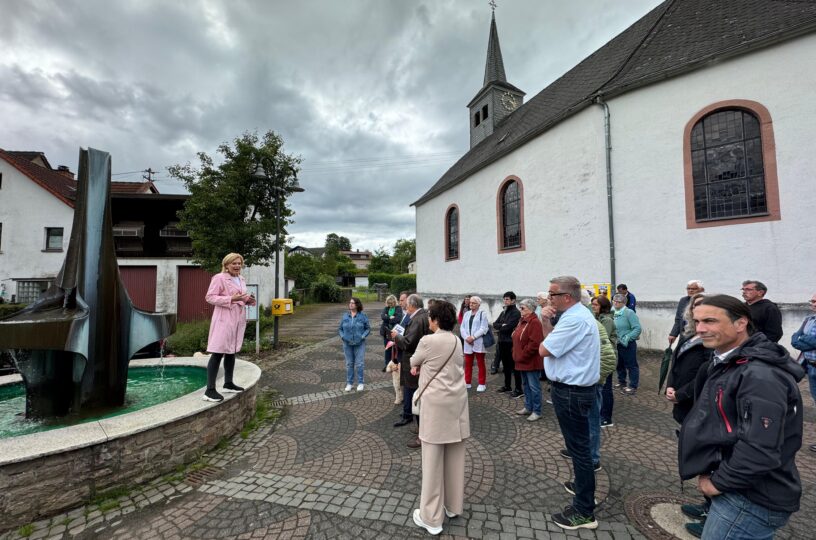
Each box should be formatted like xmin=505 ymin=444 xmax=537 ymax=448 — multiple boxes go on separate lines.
xmin=3 ymin=302 xmax=813 ymax=539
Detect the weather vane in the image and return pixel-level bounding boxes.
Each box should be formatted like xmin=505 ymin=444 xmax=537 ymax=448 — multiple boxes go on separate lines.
xmin=489 ymin=0 xmax=497 ymax=12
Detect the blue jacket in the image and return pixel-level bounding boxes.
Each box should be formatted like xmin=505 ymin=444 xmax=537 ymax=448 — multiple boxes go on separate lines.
xmin=338 ymin=311 xmax=370 ymax=346
xmin=792 ymin=315 xmax=816 ymax=362
xmin=613 ymin=306 xmax=641 ymax=347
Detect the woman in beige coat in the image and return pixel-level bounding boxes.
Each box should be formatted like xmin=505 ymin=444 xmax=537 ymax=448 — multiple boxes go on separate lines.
xmin=409 ymin=301 xmax=470 ymax=536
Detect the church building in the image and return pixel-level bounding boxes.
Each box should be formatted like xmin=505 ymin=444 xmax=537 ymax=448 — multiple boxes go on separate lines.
xmin=413 ymin=0 xmax=816 ymax=348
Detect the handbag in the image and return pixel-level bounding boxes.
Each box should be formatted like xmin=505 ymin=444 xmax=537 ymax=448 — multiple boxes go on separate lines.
xmin=480 ymin=312 xmax=496 ymax=348
xmin=412 ymin=337 xmax=458 ymax=415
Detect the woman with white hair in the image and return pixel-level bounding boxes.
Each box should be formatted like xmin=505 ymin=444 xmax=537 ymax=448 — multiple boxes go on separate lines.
xmin=613 ymin=293 xmax=641 ymax=395
xmin=512 ymin=299 xmax=544 ymax=420
xmin=460 ymin=295 xmax=489 ymax=392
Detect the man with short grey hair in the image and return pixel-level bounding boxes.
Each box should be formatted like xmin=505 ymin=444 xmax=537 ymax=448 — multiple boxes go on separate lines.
xmin=538 ymin=276 xmax=600 ymax=531
xmin=669 ymin=280 xmax=705 ymax=344
xmin=741 ymin=280 xmax=783 ymax=343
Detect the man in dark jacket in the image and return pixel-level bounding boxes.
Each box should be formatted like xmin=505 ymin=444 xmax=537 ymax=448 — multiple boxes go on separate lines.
xmin=668 ymin=280 xmax=704 ymax=344
xmin=679 ymin=295 xmax=803 ymax=539
xmin=392 ymin=293 xmax=431 ymax=448
xmin=493 ymin=291 xmax=522 ymax=397
xmin=741 ymin=280 xmax=783 ymax=343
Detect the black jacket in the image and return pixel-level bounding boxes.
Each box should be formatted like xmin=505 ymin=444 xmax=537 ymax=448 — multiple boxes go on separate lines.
xmin=747 ymin=298 xmax=783 ymax=343
xmin=395 ymin=309 xmax=431 ymax=389
xmin=493 ymin=304 xmax=520 ymax=343
xmin=667 ymin=334 xmax=712 ymax=424
xmin=678 ymin=333 xmax=804 ymax=512
xmin=379 ymin=306 xmax=404 ymax=337
xmin=669 ymin=296 xmax=692 ymax=338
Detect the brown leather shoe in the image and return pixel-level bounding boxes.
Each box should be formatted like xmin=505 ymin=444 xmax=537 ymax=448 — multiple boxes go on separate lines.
xmin=407 ymin=437 xmax=421 ymax=448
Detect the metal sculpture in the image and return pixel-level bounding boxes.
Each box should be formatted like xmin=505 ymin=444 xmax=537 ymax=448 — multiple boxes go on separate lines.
xmin=0 ymin=148 xmax=176 ymax=418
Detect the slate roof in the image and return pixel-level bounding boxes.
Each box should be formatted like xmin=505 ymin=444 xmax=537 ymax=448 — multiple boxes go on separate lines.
xmin=415 ymin=0 xmax=816 ymax=206
xmin=0 ymin=149 xmax=161 ymax=207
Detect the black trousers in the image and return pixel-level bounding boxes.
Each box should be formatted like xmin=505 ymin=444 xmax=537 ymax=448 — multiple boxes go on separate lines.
xmin=402 ymin=386 xmax=419 ymax=425
xmin=207 ymin=353 xmax=235 ymax=390
xmin=498 ymin=342 xmax=522 ymax=391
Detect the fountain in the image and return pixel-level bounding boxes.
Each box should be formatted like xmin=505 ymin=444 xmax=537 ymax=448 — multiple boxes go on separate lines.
xmin=0 ymin=148 xmax=260 ymax=532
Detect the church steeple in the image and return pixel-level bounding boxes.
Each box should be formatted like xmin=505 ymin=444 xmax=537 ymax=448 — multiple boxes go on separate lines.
xmin=468 ymin=7 xmax=525 ymax=149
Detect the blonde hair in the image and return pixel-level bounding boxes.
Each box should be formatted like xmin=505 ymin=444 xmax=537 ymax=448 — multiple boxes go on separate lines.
xmin=385 ymin=294 xmax=397 ymax=307
xmin=221 ymin=253 xmax=244 ymax=272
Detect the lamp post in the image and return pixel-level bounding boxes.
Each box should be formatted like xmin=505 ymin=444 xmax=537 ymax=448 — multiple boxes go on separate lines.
xmin=252 ymin=160 xmax=304 ymax=349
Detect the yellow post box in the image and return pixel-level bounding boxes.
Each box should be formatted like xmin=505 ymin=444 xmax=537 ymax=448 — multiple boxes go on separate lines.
xmin=271 ymin=298 xmax=293 ymax=316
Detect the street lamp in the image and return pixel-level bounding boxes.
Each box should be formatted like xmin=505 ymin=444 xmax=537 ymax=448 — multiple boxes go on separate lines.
xmin=252 ymin=160 xmax=304 ymax=349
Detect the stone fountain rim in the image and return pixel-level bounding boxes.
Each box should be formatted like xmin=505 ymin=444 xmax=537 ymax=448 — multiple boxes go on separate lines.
xmin=0 ymin=356 xmax=260 ymax=466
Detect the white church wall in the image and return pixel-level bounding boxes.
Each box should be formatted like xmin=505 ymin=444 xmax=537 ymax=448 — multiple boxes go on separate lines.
xmin=417 ymin=106 xmax=610 ymax=300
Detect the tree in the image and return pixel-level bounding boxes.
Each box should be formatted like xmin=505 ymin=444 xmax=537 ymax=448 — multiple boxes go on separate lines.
xmin=324 ymin=233 xmax=351 ymax=254
xmin=284 ymin=252 xmax=320 ymax=289
xmin=390 ymin=238 xmax=416 ymax=274
xmin=368 ymin=247 xmax=392 ymax=274
xmin=169 ymin=131 xmax=301 ymax=272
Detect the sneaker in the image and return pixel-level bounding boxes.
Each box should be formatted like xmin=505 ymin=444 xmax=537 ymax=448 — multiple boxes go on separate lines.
xmin=685 ymin=521 xmax=704 ymax=538
xmin=527 ymin=412 xmax=541 ymax=421
xmin=552 ymin=505 xmax=598 ymax=530
xmin=511 ymin=390 xmax=524 ymax=398
xmin=681 ymin=503 xmax=709 ymax=520
xmin=496 ymin=386 xmax=510 ymax=393
xmin=344 ymin=384 xmax=353 ymax=392
xmin=202 ymin=389 xmax=224 ymax=402
xmin=476 ymin=384 xmax=486 ymax=392
xmin=594 ymin=462 xmax=602 ymax=472
xmin=545 ymin=398 xmax=553 ymax=405
xmin=560 ymin=448 xmax=571 ymax=459
xmin=444 ymin=507 xmax=458 ymax=519
xmin=466 ymin=383 xmax=472 ymax=389
xmin=563 ymin=482 xmax=600 ymax=505
xmin=810 ymin=444 xmax=816 ymax=452
xmin=222 ymin=382 xmax=244 ymax=393
xmin=413 ymin=509 xmax=443 ymax=535
xmin=516 ymin=408 xmax=531 ymax=415
xmin=600 ymin=420 xmax=614 ymax=428
xmin=614 ymin=381 xmax=625 ymax=388
xmin=357 ymin=384 xmax=364 ymax=391
xmin=621 ymin=386 xmax=637 ymax=395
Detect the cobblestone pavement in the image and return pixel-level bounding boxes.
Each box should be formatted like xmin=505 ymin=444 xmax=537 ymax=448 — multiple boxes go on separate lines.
xmin=4 ymin=302 xmax=814 ymax=539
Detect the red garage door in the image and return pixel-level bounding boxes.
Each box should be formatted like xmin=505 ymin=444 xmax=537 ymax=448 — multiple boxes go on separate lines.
xmin=119 ymin=266 xmax=157 ymax=311
xmin=177 ymin=267 xmax=216 ymax=322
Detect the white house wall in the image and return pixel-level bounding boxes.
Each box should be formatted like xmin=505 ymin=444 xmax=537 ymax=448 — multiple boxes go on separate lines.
xmin=0 ymin=163 xmax=73 ymax=290
xmin=417 ymin=106 xmax=609 ymax=299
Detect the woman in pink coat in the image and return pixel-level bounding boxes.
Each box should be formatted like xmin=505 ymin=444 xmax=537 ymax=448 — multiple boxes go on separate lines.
xmin=202 ymin=253 xmax=256 ymax=402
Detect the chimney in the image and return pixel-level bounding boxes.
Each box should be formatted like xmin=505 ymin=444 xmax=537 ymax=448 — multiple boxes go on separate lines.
xmin=57 ymin=165 xmax=75 ymax=179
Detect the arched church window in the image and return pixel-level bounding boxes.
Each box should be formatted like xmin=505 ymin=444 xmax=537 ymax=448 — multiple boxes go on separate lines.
xmin=498 ymin=177 xmax=524 ymax=252
xmin=445 ymin=205 xmax=459 ymax=260
xmin=683 ymin=101 xmax=780 ymax=228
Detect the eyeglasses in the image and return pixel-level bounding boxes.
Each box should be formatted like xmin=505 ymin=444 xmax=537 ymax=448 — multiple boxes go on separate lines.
xmin=741 ymin=287 xmax=757 ymax=291
xmin=548 ymin=292 xmax=569 ymax=297
xmin=809 ymin=300 xmax=816 ymax=304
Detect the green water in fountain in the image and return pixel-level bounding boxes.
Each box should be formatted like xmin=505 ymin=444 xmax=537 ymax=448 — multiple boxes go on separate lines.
xmin=0 ymin=366 xmax=207 ymax=438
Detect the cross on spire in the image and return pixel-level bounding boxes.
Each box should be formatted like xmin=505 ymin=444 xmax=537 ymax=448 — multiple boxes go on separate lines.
xmin=489 ymin=0 xmax=497 ymax=12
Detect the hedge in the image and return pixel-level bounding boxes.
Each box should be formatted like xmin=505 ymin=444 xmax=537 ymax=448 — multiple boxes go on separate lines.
xmin=390 ymin=274 xmax=416 ymax=295
xmin=368 ymin=272 xmax=395 ymax=288
xmin=0 ymin=304 xmax=25 ymax=319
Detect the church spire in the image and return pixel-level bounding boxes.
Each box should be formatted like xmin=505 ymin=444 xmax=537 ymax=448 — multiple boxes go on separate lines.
xmin=483 ymin=12 xmax=507 ymax=86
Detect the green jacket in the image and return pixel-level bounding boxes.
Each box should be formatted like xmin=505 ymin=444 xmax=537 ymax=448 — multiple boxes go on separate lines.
xmin=613 ymin=306 xmax=641 ymax=347
xmin=597 ymin=320 xmax=616 ymax=384
xmin=598 ymin=313 xmax=618 ymax=349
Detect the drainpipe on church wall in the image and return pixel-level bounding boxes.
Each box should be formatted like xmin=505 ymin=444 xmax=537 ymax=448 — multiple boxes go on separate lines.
xmin=595 ymin=96 xmax=616 ymax=289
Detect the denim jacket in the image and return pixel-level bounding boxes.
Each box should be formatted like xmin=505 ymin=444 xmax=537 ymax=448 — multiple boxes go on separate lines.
xmin=338 ymin=311 xmax=370 ymax=346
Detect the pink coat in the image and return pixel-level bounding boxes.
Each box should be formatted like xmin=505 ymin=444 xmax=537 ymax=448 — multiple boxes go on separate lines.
xmin=206 ymin=272 xmax=248 ymax=354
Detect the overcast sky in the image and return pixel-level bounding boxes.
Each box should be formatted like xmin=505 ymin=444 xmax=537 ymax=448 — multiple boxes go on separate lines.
xmin=0 ymin=0 xmax=663 ymax=253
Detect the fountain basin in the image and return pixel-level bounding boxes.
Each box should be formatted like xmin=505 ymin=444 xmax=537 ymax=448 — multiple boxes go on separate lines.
xmin=0 ymin=356 xmax=260 ymax=531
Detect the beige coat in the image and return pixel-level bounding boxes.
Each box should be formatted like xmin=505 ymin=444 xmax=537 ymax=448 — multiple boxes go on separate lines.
xmin=410 ymin=330 xmax=470 ymax=444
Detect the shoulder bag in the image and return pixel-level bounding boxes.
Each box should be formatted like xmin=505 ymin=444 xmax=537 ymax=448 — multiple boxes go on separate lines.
xmin=480 ymin=312 xmax=496 ymax=348
xmin=412 ymin=336 xmax=459 ymax=416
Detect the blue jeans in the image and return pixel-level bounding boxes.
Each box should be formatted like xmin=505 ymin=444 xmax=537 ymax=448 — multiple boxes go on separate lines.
xmin=616 ymin=341 xmax=639 ymax=388
xmin=551 ymin=382 xmax=596 ymax=517
xmin=807 ymin=364 xmax=816 ymax=405
xmin=703 ymin=492 xmax=790 ymax=540
xmin=521 ymin=371 xmax=542 ymax=414
xmin=343 ymin=342 xmax=365 ymax=385
xmin=402 ymin=386 xmax=417 ymax=421
xmin=600 ymin=373 xmax=614 ymax=423
xmin=589 ymin=384 xmax=602 ymax=465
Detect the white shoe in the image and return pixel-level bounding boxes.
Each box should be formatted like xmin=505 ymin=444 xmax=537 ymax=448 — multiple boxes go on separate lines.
xmin=357 ymin=384 xmax=364 ymax=391
xmin=527 ymin=412 xmax=541 ymax=421
xmin=516 ymin=408 xmax=531 ymax=415
xmin=444 ymin=507 xmax=458 ymax=518
xmin=344 ymin=384 xmax=353 ymax=392
xmin=413 ymin=509 xmax=442 ymax=535
xmin=476 ymin=384 xmax=486 ymax=392
xmin=466 ymin=383 xmax=472 ymax=389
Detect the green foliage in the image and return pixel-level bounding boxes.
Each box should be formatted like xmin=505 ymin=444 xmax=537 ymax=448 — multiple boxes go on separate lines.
xmin=169 ymin=130 xmax=301 ymax=272
xmin=368 ymin=272 xmax=395 ymax=288
xmin=390 ymin=274 xmax=416 ymax=294
xmin=368 ymin=247 xmax=392 ymax=274
xmin=240 ymin=390 xmax=282 ymax=438
xmin=17 ymin=524 xmax=34 ymax=538
xmin=311 ymin=274 xmax=343 ymax=303
xmin=324 ymin=233 xmax=351 ymax=253
xmin=0 ymin=303 xmax=24 ymax=319
xmin=164 ymin=320 xmax=210 ymax=355
xmin=285 ymin=252 xmax=320 ymax=288
xmin=288 ymin=289 xmax=301 ymax=303
xmin=390 ymin=238 xmax=416 ymax=274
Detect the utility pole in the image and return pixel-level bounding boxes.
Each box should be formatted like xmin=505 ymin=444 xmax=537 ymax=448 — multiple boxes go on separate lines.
xmin=142 ymin=168 xmax=156 ymax=182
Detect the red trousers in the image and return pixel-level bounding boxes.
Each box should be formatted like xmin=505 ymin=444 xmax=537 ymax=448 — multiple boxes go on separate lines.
xmin=464 ymin=352 xmax=486 ymax=385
